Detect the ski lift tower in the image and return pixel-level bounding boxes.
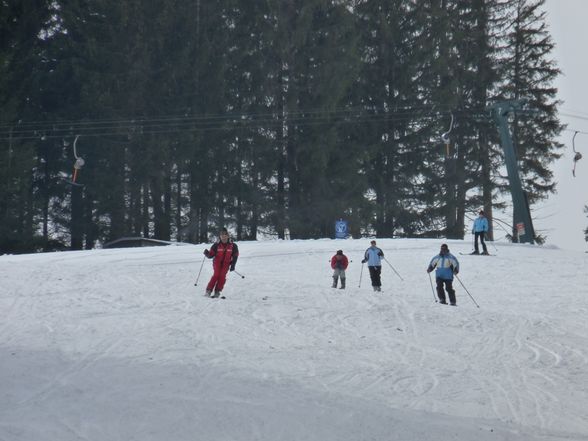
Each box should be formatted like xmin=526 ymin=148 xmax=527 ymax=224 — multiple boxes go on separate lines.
xmin=488 ymin=100 xmax=536 ymax=244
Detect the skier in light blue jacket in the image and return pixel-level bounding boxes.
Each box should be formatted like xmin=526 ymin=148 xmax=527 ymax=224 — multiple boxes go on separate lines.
xmin=471 ymin=210 xmax=489 ymax=255
xmin=361 ymin=240 xmax=384 ymax=291
xmin=427 ymin=244 xmax=460 ymax=305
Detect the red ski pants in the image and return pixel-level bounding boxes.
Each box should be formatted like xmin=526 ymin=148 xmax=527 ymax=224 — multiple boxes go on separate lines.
xmin=206 ymin=267 xmax=229 ymax=292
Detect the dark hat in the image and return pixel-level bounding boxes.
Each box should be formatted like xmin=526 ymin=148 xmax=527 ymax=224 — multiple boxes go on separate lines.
xmin=220 ymin=227 xmax=229 ymax=235
xmin=440 ymin=243 xmax=449 ymax=250
xmin=336 ymin=250 xmax=343 ymax=255
xmin=370 ymin=240 xmax=376 ymax=245
xmin=479 ymin=210 xmax=484 ymax=215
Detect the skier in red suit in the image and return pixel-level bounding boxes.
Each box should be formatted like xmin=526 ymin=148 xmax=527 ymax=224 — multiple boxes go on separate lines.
xmin=330 ymin=250 xmax=349 ymax=289
xmin=203 ymin=228 xmax=239 ymax=298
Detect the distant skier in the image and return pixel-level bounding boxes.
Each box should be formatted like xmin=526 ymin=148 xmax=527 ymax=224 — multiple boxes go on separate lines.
xmin=330 ymin=250 xmax=349 ymax=289
xmin=427 ymin=244 xmax=459 ymax=305
xmin=203 ymin=227 xmax=239 ymax=298
xmin=361 ymin=240 xmax=384 ymax=292
xmin=471 ymin=210 xmax=489 ymax=255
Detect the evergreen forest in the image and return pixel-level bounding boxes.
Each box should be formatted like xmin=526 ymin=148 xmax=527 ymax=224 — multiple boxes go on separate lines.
xmin=0 ymin=0 xmax=563 ymax=252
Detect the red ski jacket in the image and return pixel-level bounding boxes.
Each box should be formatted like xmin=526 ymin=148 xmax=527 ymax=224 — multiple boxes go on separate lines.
xmin=331 ymin=254 xmax=349 ymax=270
xmin=207 ymin=240 xmax=239 ymax=273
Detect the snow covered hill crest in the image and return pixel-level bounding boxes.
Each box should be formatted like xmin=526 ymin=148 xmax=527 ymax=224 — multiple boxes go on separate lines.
xmin=1 ymin=238 xmax=587 ymax=441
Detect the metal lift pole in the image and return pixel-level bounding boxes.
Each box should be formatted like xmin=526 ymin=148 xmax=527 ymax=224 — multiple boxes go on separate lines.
xmin=489 ymin=100 xmax=536 ymax=244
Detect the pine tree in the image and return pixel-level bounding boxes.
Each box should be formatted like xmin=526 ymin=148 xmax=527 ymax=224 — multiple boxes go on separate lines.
xmin=0 ymin=0 xmax=55 ymax=252
xmin=410 ymin=0 xmax=503 ymax=239
xmin=353 ymin=0 xmax=430 ymax=238
xmin=220 ymin=0 xmax=274 ymax=239
xmin=496 ymin=0 xmax=564 ymax=239
xmin=264 ymin=0 xmax=363 ymax=238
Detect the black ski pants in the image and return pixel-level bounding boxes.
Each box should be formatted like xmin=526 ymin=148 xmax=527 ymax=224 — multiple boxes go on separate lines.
xmin=436 ymin=278 xmax=456 ymax=304
xmin=368 ymin=265 xmax=382 ymax=287
xmin=474 ymin=232 xmax=488 ymax=254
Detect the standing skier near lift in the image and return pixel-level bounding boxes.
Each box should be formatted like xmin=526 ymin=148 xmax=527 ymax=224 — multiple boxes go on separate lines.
xmin=203 ymin=227 xmax=239 ymax=298
xmin=471 ymin=210 xmax=489 ymax=255
xmin=362 ymin=240 xmax=384 ymax=292
xmin=427 ymin=243 xmax=460 ymax=305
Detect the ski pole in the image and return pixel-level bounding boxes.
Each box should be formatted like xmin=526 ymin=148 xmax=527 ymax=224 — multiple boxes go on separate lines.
xmin=232 ymin=269 xmax=245 ymax=279
xmin=383 ymin=258 xmax=404 ymax=281
xmin=454 ymin=274 xmax=480 ymax=308
xmin=358 ymin=262 xmax=364 ymax=288
xmin=428 ymin=272 xmax=437 ymax=303
xmin=194 ymin=258 xmax=205 ymax=286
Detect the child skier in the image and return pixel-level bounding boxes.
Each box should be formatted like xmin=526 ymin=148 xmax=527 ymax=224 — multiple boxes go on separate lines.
xmin=330 ymin=250 xmax=349 ymax=289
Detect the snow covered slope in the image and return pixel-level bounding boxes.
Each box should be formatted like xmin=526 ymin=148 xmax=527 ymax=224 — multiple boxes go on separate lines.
xmin=1 ymin=238 xmax=587 ymax=440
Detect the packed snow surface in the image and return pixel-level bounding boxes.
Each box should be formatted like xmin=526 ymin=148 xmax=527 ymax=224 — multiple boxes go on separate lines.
xmin=1 ymin=238 xmax=587 ymax=440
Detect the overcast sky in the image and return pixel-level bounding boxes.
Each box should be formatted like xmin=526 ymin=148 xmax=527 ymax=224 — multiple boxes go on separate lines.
xmin=533 ymin=0 xmax=588 ymax=251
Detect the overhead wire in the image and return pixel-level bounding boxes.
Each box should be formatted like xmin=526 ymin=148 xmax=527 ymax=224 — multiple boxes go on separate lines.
xmin=3 ymin=104 xmax=584 ymax=141
xmin=0 ymin=103 xmax=474 ymax=129
xmin=5 ymin=106 xmax=584 ymax=161
xmin=560 ymin=111 xmax=588 ymax=122
xmin=0 ymin=106 xmax=489 ymax=142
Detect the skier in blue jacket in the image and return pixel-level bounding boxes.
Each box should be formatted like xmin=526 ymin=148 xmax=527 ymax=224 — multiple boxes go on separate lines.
xmin=472 ymin=210 xmax=489 ymax=255
xmin=427 ymin=244 xmax=460 ymax=305
xmin=362 ymin=240 xmax=384 ymax=291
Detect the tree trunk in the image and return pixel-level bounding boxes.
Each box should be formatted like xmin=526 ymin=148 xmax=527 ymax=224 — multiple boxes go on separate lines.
xmin=71 ymin=185 xmax=84 ymax=249
xmin=142 ymin=183 xmax=150 ymax=238
xmin=175 ymin=162 xmax=183 ymax=241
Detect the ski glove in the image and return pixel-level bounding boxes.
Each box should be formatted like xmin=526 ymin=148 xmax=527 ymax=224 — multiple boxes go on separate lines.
xmin=204 ymin=249 xmax=210 ymax=257
xmin=361 ymin=259 xmax=367 ymax=264
xmin=230 ymin=265 xmax=235 ymax=272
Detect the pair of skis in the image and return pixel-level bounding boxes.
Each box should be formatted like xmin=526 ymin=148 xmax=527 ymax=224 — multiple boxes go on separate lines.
xmin=205 ymin=293 xmax=226 ymax=300
xmin=194 ymin=260 xmax=245 ymax=300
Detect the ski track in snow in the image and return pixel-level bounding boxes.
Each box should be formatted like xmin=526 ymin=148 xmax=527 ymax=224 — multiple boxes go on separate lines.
xmin=1 ymin=239 xmax=587 ymax=440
